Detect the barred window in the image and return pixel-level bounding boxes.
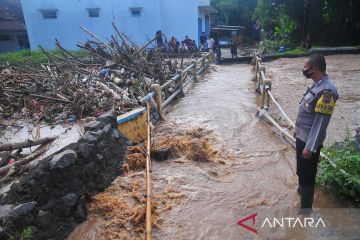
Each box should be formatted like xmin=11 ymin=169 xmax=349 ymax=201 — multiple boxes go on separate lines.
xmin=0 ymin=35 xmax=11 ymax=41
xmin=87 ymin=8 xmax=100 ymax=18
xmin=40 ymin=9 xmax=57 ymax=19
xmin=130 ymin=7 xmax=142 ymax=17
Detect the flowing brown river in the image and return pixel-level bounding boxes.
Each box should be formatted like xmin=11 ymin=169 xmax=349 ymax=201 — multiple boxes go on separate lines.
xmin=69 ymin=55 xmax=360 ymax=240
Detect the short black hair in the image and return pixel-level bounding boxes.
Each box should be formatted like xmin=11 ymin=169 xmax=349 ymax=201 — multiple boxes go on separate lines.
xmin=307 ymin=54 xmax=326 ymax=73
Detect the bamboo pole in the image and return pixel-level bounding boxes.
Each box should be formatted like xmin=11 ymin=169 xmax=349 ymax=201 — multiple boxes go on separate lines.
xmin=145 ymin=102 xmax=152 ymax=240
xmin=80 ymin=25 xmax=116 ymax=52
xmin=0 ymin=148 xmax=47 ymax=175
xmin=29 ymin=94 xmax=71 ymax=103
xmin=0 ymin=136 xmax=57 ymax=152
xmin=257 ymin=107 xmax=295 ymax=143
xmin=132 ymin=36 xmax=157 ymax=58
xmin=267 ymin=89 xmax=296 ymax=128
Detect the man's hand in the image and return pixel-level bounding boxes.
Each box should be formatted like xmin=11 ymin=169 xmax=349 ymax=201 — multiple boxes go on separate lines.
xmin=302 ymin=148 xmax=312 ymax=159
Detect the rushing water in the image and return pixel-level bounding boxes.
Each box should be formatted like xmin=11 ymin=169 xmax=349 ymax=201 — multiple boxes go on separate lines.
xmin=70 ymin=58 xmax=360 ymax=239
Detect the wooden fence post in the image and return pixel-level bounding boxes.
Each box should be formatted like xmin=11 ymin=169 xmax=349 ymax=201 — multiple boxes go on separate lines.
xmin=261 ymin=81 xmax=272 ymax=110
xmin=179 ymin=71 xmax=185 ymax=97
xmin=265 ymin=81 xmax=272 ymax=110
xmin=151 ymin=84 xmax=163 ymax=120
xmin=192 ymin=60 xmax=198 ymax=82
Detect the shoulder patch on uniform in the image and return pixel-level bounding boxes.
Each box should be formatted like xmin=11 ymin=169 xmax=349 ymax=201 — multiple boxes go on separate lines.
xmin=315 ymin=90 xmax=335 ymax=115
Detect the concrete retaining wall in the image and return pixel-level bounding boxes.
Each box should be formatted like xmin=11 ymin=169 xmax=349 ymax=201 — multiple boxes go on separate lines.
xmin=0 ymin=110 xmax=128 ymax=240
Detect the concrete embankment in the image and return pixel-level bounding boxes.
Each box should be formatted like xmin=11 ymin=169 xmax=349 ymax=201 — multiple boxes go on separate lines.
xmin=0 ymin=110 xmax=128 ymax=240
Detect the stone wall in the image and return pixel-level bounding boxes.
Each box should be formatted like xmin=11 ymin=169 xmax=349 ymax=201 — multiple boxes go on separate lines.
xmin=0 ymin=110 xmax=128 ymax=240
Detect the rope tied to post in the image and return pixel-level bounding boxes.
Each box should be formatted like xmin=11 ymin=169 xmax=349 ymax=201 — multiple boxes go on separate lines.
xmin=252 ymin=51 xmax=360 ymax=187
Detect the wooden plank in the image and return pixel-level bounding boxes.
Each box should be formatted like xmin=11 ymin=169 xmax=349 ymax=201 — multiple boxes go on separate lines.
xmin=117 ymin=108 xmax=147 ymax=143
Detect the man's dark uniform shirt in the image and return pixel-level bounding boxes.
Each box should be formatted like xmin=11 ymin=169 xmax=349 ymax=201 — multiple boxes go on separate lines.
xmin=295 ymin=75 xmax=339 ymax=152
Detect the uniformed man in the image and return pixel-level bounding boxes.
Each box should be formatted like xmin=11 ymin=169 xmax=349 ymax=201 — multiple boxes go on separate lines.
xmin=295 ymin=54 xmax=338 ymax=213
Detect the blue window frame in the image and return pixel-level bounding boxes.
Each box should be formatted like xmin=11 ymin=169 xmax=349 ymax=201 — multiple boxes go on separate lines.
xmin=40 ymin=9 xmax=57 ymax=19
xmin=130 ymin=7 xmax=142 ymax=17
xmin=87 ymin=8 xmax=100 ymax=18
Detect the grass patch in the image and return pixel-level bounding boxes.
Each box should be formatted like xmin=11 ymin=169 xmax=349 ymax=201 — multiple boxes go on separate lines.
xmin=9 ymin=227 xmax=34 ymax=240
xmin=317 ymin=132 xmax=360 ymax=201
xmin=0 ymin=49 xmax=88 ymax=65
xmin=276 ymin=47 xmax=307 ymax=55
xmin=261 ymin=39 xmax=308 ymax=56
xmin=0 ymin=49 xmax=47 ymax=64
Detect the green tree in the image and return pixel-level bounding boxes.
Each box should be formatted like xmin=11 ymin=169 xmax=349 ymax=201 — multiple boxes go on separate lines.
xmin=212 ymin=0 xmax=239 ymax=25
xmin=252 ymin=0 xmax=278 ymax=31
xmin=273 ymin=5 xmax=296 ymax=42
xmin=215 ymin=0 xmax=360 ymax=46
xmin=211 ymin=0 xmax=256 ymax=40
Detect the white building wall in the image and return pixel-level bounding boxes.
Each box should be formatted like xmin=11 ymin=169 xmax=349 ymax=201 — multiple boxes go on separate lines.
xmin=199 ymin=11 xmax=206 ymax=33
xmin=161 ymin=0 xmax=198 ymax=43
xmin=21 ymin=0 xmax=201 ymax=50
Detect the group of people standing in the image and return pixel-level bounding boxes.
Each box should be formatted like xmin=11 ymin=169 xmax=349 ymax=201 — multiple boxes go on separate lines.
xmin=156 ymin=31 xmax=198 ymax=53
xmin=155 ymin=30 xmax=222 ymax=57
xmin=201 ymin=32 xmax=223 ymax=60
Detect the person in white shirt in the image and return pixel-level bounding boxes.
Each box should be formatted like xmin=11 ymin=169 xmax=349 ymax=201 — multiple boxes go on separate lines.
xmin=206 ymin=36 xmax=215 ymax=55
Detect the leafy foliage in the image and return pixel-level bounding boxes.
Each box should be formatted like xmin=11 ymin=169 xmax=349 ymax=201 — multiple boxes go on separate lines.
xmin=252 ymin=0 xmax=277 ymax=31
xmin=9 ymin=227 xmax=33 ymax=240
xmin=317 ymin=134 xmax=360 ymax=200
xmin=215 ymin=0 xmax=360 ymax=46
xmin=211 ymin=0 xmax=257 ymax=37
xmin=214 ymin=0 xmax=239 ymax=25
xmin=273 ymin=5 xmax=296 ymax=42
xmin=19 ymin=227 xmax=33 ymax=240
xmin=0 ymin=49 xmax=88 ymax=65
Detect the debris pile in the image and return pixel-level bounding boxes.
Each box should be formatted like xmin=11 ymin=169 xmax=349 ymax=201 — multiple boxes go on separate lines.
xmin=122 ymin=146 xmax=147 ymax=172
xmin=0 ymin=24 xmax=194 ymax=124
xmin=154 ymin=128 xmax=221 ymax=162
xmin=70 ymin=176 xmax=185 ymax=240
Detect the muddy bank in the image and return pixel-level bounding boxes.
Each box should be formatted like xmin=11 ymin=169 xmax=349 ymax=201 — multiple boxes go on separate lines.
xmin=265 ymin=54 xmax=360 ymax=144
xmin=0 ymin=110 xmax=127 ymax=240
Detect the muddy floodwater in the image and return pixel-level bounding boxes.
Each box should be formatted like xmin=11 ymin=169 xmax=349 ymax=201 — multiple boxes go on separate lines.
xmin=266 ymin=54 xmax=360 ymax=144
xmin=70 ymin=55 xmax=360 ymax=239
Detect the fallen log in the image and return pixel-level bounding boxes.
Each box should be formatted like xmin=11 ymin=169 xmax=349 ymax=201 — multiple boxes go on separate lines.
xmin=55 ymin=93 xmax=71 ymax=102
xmin=0 ymin=136 xmax=57 ymax=152
xmin=55 ymin=38 xmax=86 ymax=64
xmin=107 ymin=81 xmax=133 ymax=102
xmin=0 ymin=147 xmax=48 ymax=175
xmin=95 ymin=80 xmax=122 ymax=99
xmin=80 ymin=25 xmax=116 ymax=52
xmin=29 ymin=94 xmax=71 ymax=103
xmin=132 ymin=36 xmax=157 ymax=58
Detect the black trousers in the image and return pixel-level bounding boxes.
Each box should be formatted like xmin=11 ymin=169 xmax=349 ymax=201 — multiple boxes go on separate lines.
xmin=296 ymin=138 xmax=322 ymax=187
